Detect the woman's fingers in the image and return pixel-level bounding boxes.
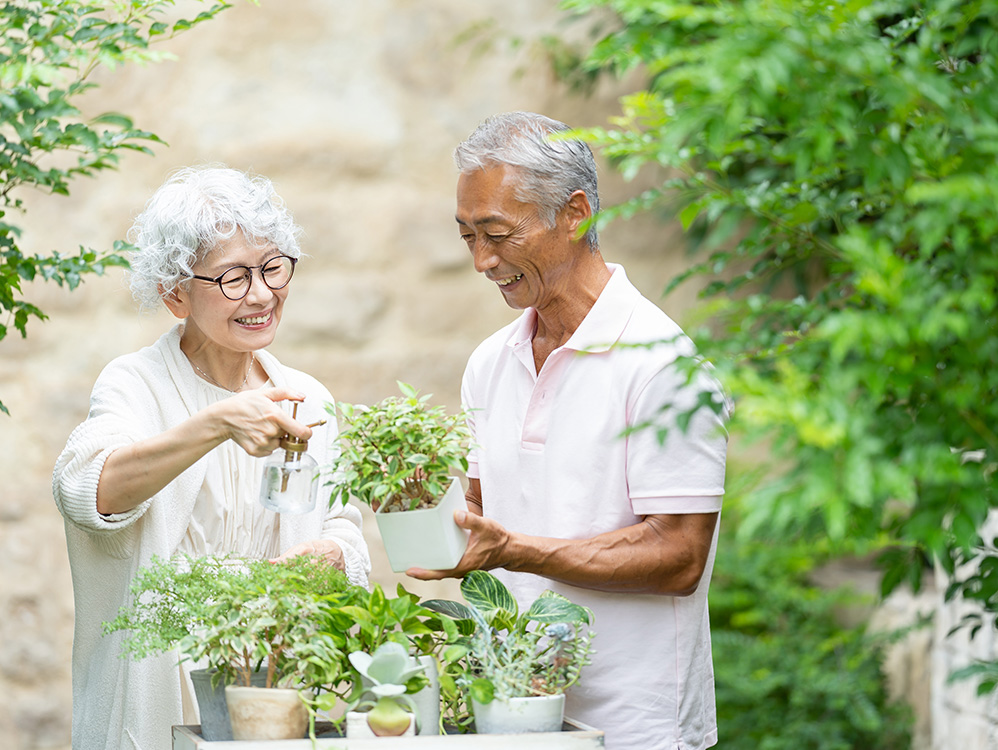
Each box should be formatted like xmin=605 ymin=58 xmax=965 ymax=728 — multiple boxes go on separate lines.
xmin=217 ymin=389 xmax=312 ymax=456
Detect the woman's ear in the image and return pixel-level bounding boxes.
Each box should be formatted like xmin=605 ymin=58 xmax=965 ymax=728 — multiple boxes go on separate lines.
xmin=160 ymin=284 xmax=189 ymax=320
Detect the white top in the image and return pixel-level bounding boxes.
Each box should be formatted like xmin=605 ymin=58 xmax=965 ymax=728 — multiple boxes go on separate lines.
xmin=52 ymin=324 xmax=371 ymax=750
xmin=175 ymin=376 xmax=283 ymax=559
xmin=462 ymin=264 xmax=729 ymax=750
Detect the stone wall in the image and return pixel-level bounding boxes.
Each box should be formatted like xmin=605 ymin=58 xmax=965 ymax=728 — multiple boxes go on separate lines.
xmin=2 ymin=2 xmax=995 ymax=749
xmin=0 ymin=2 xmax=685 ymax=747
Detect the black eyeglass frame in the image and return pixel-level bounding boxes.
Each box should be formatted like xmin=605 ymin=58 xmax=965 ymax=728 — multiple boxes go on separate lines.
xmin=188 ymin=254 xmax=298 ymax=301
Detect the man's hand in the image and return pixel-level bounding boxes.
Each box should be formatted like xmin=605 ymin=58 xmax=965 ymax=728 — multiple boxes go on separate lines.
xmin=405 ymin=510 xmax=512 ymax=580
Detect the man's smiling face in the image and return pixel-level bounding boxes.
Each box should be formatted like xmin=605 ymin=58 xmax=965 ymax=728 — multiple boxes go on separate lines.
xmin=456 ymin=164 xmax=580 ymax=314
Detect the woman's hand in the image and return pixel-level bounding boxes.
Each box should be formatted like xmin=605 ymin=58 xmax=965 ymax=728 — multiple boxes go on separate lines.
xmin=270 ymin=539 xmax=345 ymax=570
xmin=211 ymin=387 xmax=312 ymax=457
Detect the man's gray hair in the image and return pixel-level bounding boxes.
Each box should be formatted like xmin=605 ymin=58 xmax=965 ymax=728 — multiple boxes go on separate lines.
xmin=454 ymin=112 xmax=600 ymax=249
xmin=127 ymin=166 xmax=302 ymax=311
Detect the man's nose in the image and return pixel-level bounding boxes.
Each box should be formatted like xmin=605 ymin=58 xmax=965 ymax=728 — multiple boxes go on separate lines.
xmin=471 ymin=241 xmax=499 ymax=274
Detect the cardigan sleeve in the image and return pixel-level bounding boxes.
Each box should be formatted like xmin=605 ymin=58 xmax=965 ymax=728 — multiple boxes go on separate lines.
xmin=52 ymin=359 xmax=158 ymax=558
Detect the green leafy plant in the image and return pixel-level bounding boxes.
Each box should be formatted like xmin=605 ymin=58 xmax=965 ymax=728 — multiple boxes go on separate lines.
xmin=0 ymin=0 xmax=245 ymax=414
xmin=550 ymin=0 xmax=998 ymax=688
xmin=104 ymin=554 xmax=234 ymax=660
xmin=346 ymin=642 xmax=427 ymax=736
xmin=709 ymin=503 xmax=913 ymax=750
xmin=325 ymin=381 xmax=472 ymax=512
xmin=306 ymin=581 xmax=462 ymax=732
xmin=424 ymin=570 xmax=593 ymax=706
xmin=105 ymin=554 xmax=356 ymax=691
xmin=324 ymin=581 xmax=462 ymax=659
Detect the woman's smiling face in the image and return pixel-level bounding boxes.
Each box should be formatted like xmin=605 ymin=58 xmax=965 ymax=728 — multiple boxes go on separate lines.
xmin=166 ymin=229 xmax=290 ymax=356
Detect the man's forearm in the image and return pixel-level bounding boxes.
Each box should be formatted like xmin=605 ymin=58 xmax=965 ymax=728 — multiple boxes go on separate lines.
xmin=501 ymin=512 xmax=719 ymax=596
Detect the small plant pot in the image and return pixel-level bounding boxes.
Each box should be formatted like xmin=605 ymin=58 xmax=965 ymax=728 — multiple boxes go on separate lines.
xmin=225 ymin=686 xmax=307 ymax=741
xmin=190 ymin=668 xmax=268 ymax=741
xmin=409 ymin=655 xmax=441 ymax=735
xmin=472 ymin=693 xmax=566 ymax=734
xmin=374 ymin=478 xmax=469 ymax=572
xmin=346 ymin=710 xmax=416 ymax=738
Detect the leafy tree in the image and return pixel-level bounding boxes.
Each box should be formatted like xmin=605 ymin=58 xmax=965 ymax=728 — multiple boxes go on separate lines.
xmin=709 ymin=501 xmax=912 ymax=750
xmin=0 ymin=0 xmax=242 ymax=415
xmin=555 ymin=0 xmax=998 ymax=686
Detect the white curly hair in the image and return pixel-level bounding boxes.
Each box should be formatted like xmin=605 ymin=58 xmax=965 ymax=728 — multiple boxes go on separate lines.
xmin=127 ymin=166 xmax=302 ymax=311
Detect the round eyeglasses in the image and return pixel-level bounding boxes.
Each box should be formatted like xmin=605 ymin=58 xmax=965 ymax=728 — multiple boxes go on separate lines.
xmin=189 ymin=255 xmax=297 ymax=301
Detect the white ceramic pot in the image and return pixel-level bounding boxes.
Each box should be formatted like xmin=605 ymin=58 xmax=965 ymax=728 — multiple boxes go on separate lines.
xmin=472 ymin=693 xmax=566 ymax=734
xmin=375 ymin=478 xmax=469 ymax=572
xmin=224 ymin=686 xmax=307 ymax=741
xmin=409 ymin=655 xmax=441 ymax=735
xmin=345 ymin=710 xmax=416 ymax=738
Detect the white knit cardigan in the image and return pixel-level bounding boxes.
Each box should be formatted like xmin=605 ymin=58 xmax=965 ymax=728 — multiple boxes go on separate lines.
xmin=52 ymin=325 xmax=371 ymax=750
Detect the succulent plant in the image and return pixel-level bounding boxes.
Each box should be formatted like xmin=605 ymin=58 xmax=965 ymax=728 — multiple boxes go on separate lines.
xmin=347 ymin=642 xmax=426 ymax=736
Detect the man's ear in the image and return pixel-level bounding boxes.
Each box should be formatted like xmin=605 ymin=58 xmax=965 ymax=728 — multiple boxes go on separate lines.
xmin=160 ymin=284 xmax=189 ymax=320
xmin=563 ymin=190 xmax=593 ymax=243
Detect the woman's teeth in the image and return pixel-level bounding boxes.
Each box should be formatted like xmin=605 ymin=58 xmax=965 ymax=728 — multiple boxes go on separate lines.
xmin=497 ymin=274 xmax=523 ymax=287
xmin=237 ymin=313 xmax=269 ymax=325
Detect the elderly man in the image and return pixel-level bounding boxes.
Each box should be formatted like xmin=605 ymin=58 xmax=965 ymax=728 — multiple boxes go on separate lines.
xmin=410 ymin=111 xmax=729 ymax=750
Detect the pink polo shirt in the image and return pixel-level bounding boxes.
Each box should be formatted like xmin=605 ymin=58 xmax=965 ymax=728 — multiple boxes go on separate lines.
xmin=461 ymin=264 xmax=728 ymax=750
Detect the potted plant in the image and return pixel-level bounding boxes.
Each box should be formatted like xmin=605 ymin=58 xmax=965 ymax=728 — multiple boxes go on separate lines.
xmin=424 ymin=570 xmax=594 ymax=735
xmin=105 ymin=554 xmax=356 ymax=741
xmin=343 ymin=642 xmax=427 ymax=737
xmin=310 ymin=582 xmax=463 ymax=736
xmin=325 ymin=381 xmax=473 ymax=572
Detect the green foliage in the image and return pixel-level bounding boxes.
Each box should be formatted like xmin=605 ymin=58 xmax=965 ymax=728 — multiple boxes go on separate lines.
xmin=423 ymin=571 xmax=593 ymax=706
xmin=556 ymin=0 xmax=998 ymax=684
xmin=0 ymin=0 xmax=240 ymax=414
xmin=105 ymin=554 xmax=356 ymax=691
xmin=307 ymin=581 xmax=462 ymax=732
xmin=325 ymin=381 xmax=472 ymax=512
xmin=322 ymin=581 xmax=461 ymax=658
xmin=710 ymin=513 xmax=913 ymax=749
xmin=104 ymin=553 xmax=230 ymax=660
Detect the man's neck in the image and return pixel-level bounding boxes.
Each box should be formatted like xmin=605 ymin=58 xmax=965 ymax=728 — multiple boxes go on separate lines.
xmin=531 ymin=255 xmax=612 ymax=373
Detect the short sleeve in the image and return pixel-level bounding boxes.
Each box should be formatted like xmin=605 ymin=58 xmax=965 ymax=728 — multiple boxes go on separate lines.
xmin=461 ymin=359 xmax=481 ymax=481
xmin=626 ymin=359 xmax=730 ymax=516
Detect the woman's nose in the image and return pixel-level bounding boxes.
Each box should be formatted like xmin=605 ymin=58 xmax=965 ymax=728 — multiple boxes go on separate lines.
xmin=244 ymin=268 xmax=273 ymax=303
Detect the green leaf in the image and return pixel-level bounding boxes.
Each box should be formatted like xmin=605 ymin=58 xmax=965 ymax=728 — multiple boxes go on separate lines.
xmin=461 ymin=571 xmax=518 ymax=621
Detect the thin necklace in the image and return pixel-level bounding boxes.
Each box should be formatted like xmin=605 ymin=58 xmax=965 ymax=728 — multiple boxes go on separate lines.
xmin=191 ymin=353 xmax=256 ymax=392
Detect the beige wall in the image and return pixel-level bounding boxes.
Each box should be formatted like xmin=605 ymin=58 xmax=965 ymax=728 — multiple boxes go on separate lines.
xmin=0 ymin=2 xmax=694 ymax=747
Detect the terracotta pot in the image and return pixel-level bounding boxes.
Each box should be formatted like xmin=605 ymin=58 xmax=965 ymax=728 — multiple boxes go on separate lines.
xmin=190 ymin=668 xmax=268 ymax=741
xmin=472 ymin=693 xmax=566 ymax=734
xmin=224 ymin=686 xmax=307 ymax=741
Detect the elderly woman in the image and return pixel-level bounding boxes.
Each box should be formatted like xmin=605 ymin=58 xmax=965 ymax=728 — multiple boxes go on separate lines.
xmin=52 ymin=166 xmax=370 ymax=750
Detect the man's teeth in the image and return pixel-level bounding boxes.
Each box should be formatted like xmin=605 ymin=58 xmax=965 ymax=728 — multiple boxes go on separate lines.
xmin=237 ymin=313 xmax=269 ymax=325
xmin=497 ymin=274 xmax=523 ymax=287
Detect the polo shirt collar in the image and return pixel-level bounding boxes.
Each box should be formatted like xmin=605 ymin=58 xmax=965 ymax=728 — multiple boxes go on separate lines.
xmin=504 ymin=263 xmax=639 ymax=354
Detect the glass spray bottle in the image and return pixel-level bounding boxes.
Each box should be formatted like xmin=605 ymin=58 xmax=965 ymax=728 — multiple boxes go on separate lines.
xmin=259 ymin=402 xmax=325 ymax=514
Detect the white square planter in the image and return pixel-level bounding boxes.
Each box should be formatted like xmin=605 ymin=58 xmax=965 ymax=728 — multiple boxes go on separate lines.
xmin=374 ymin=478 xmax=469 ymax=572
